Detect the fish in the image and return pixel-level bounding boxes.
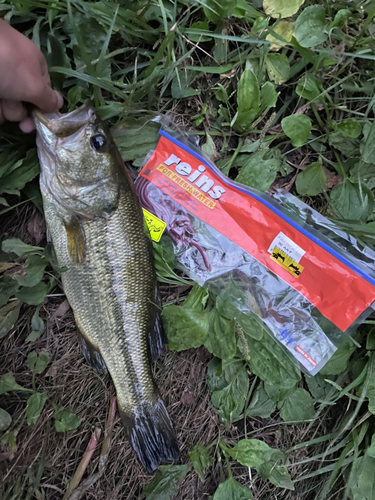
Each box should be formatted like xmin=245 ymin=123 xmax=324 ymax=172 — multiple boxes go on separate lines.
xmin=33 ymin=101 xmax=179 ymax=473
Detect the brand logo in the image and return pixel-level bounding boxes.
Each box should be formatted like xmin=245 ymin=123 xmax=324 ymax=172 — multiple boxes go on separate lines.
xmin=164 ymin=154 xmax=226 ymax=200
xmin=279 ymin=328 xmax=296 ymax=345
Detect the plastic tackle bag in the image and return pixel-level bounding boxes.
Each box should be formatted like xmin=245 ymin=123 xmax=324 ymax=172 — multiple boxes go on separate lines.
xmin=135 ymin=129 xmax=375 ymax=375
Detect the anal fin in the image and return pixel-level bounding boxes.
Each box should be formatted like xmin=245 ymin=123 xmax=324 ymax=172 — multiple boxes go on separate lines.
xmin=76 ymin=328 xmax=108 ymax=374
xmin=148 ymin=312 xmax=166 ymax=362
xmin=148 ymin=288 xmax=166 ymax=361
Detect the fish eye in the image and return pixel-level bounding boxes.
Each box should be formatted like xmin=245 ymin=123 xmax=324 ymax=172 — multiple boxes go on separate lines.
xmin=90 ymin=134 xmax=105 ymax=151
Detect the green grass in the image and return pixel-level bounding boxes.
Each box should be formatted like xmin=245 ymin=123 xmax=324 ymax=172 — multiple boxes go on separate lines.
xmin=2 ymin=0 xmax=375 ymax=499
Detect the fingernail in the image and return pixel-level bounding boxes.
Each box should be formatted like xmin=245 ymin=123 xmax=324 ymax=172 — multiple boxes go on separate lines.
xmin=19 ymin=117 xmax=36 ymax=133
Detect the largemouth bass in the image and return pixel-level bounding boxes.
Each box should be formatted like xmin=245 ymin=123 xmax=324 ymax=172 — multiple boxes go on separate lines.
xmin=33 ymin=101 xmax=179 ymax=472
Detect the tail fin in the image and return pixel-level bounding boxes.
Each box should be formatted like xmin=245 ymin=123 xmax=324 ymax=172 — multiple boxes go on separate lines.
xmin=120 ymin=397 xmax=179 ymax=473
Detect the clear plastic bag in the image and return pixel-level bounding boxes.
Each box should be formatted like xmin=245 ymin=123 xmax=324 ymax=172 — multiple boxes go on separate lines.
xmin=136 ymin=129 xmax=375 ymax=375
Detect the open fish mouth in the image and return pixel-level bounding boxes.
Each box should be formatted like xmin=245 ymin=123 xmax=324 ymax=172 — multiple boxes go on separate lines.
xmin=33 ymin=100 xmax=96 ymax=139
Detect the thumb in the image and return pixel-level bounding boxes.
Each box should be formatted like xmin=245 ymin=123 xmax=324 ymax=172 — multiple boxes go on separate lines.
xmin=30 ymin=85 xmax=63 ymax=113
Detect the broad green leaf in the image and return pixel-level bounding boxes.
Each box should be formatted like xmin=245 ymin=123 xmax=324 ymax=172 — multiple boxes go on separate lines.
xmin=330 ymin=180 xmax=374 ymax=222
xmin=226 ymin=439 xmax=273 ymax=467
xmin=266 ymin=20 xmax=294 ymax=51
xmin=350 ymin=161 xmax=375 ymax=189
xmin=246 ymin=382 xmax=275 ymax=418
xmin=295 ymin=161 xmax=327 ymax=196
xmin=235 ymin=151 xmax=278 ymax=191
xmin=296 ymin=73 xmax=324 ymax=102
xmin=171 ymin=70 xmax=200 ymax=99
xmin=152 ymin=241 xmax=189 ymax=286
xmin=263 ymin=0 xmax=305 ymax=19
xmin=260 ymin=82 xmax=278 ymax=112
xmin=251 ymin=17 xmax=269 ymax=35
xmin=0 ymin=275 xmax=19 ymax=307
xmin=330 ymin=9 xmax=351 ymax=29
xmin=26 ymin=308 xmax=44 ymax=343
xmin=25 ymin=351 xmax=50 ymax=375
xmin=281 ymin=115 xmax=312 ymax=148
xmin=188 ymin=444 xmax=210 ymax=483
xmin=305 ymin=373 xmax=335 ymax=400
xmin=15 ymin=281 xmax=50 ymax=306
xmin=67 ymin=86 xmax=82 ymax=108
xmin=163 ymin=306 xmax=209 ymax=351
xmin=204 ymin=308 xmax=236 ymax=360
xmin=361 ymin=119 xmax=375 ymax=164
xmin=187 ymin=21 xmax=211 ymax=42
xmin=347 ymin=452 xmax=375 ymax=500
xmin=366 ymin=433 xmax=375 ymax=458
xmin=203 ymin=0 xmax=237 ymax=22
xmin=295 ymin=5 xmax=328 ymax=48
xmin=0 ymin=408 xmax=12 ymax=431
xmin=201 ymin=133 xmax=216 ymax=160
xmin=0 ymin=300 xmax=21 ymax=339
xmin=216 ymin=295 xmax=262 ymax=342
xmin=320 ymin=339 xmax=357 ymax=375
xmin=235 ymin=70 xmax=260 ymax=132
xmin=0 ymin=150 xmax=40 ymax=192
xmin=54 ymin=408 xmax=81 ymax=433
xmin=213 ymin=477 xmax=252 ymax=500
xmin=15 ymin=254 xmax=48 ymax=288
xmin=2 ymin=238 xmax=42 ymax=258
xmin=184 ymin=287 xmax=209 ymax=310
xmin=336 ymin=119 xmax=362 ymax=139
xmin=256 ymin=449 xmax=294 ymax=490
xmin=245 ymin=333 xmax=301 ymax=389
xmin=0 ymin=372 xmax=30 ymax=395
xmin=278 ymin=388 xmax=315 ymax=422
xmin=264 ymin=383 xmax=297 ymax=403
xmin=140 ymin=464 xmax=191 ymax=500
xmin=26 ymin=392 xmax=47 ymax=427
xmin=113 ymin=119 xmax=160 ymax=167
xmin=330 ymin=133 xmax=359 ymax=158
xmin=47 ymin=34 xmax=70 ymax=89
xmin=366 ymin=371 xmax=375 ymax=414
xmin=64 ymin=13 xmax=110 ymax=78
xmin=265 ymin=54 xmax=290 ymax=85
xmin=367 ymin=330 xmax=375 ymax=350
xmin=207 ymin=359 xmax=249 ymax=424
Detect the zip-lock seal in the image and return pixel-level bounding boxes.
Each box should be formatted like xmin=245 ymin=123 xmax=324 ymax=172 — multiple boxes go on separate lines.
xmin=136 ymin=129 xmax=375 ymax=375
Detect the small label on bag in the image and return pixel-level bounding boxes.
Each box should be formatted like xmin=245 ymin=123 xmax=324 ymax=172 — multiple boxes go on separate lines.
xmin=268 ymin=232 xmax=305 ymax=263
xmin=270 ymin=247 xmax=304 ymax=278
xmin=142 ymin=208 xmax=167 ymax=242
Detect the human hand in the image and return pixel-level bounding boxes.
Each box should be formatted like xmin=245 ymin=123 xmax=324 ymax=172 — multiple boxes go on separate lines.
xmin=0 ymin=20 xmax=63 ymax=132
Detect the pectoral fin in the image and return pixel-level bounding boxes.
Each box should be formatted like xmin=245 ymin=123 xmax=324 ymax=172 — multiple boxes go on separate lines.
xmin=64 ymin=217 xmax=85 ymax=265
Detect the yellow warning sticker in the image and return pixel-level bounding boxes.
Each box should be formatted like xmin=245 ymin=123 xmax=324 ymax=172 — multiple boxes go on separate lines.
xmin=270 ymin=247 xmax=304 ymax=278
xmin=142 ymin=208 xmax=167 ymax=243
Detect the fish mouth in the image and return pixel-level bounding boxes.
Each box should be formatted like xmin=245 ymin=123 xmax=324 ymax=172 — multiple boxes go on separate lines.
xmin=33 ymin=100 xmax=96 ymax=140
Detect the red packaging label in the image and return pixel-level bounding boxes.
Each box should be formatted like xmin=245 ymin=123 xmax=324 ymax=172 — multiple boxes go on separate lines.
xmin=139 ymin=134 xmax=375 ymax=331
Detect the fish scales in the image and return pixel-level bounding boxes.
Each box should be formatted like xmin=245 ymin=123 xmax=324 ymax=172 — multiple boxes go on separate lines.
xmin=45 ymin=187 xmax=156 ymax=408
xmin=34 ymin=101 xmax=178 ymax=472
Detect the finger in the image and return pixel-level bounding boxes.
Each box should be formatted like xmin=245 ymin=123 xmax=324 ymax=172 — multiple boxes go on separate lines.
xmin=19 ymin=116 xmax=35 ymax=133
xmin=30 ymin=85 xmax=63 ymax=113
xmin=0 ymin=101 xmax=4 ymax=126
xmin=2 ymin=99 xmax=28 ymax=122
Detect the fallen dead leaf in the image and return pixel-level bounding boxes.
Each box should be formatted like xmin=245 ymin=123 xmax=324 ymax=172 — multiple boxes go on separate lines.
xmin=27 ymin=209 xmax=46 ymax=245
xmin=51 ymin=300 xmax=71 ymax=321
